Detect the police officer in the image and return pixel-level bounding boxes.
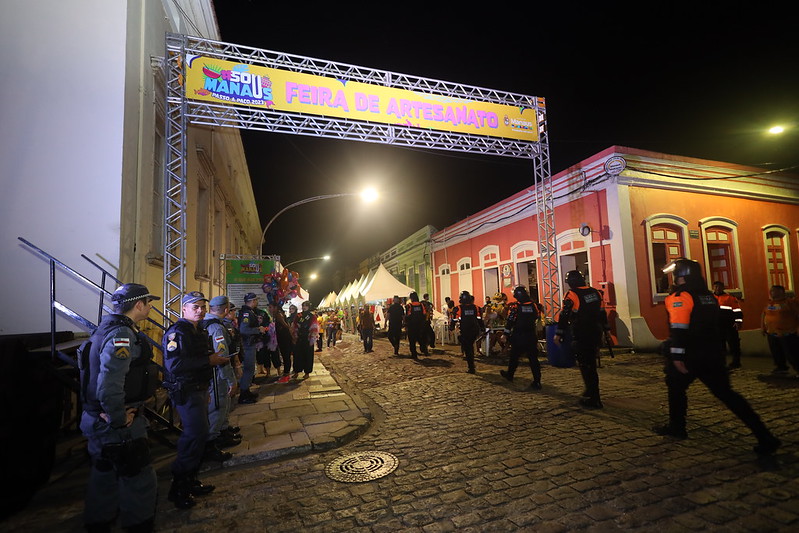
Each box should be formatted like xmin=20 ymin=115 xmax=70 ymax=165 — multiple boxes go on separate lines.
xmin=713 ymin=281 xmax=743 ymax=369
xmin=237 ymin=292 xmax=266 ymax=403
xmin=386 ymin=295 xmax=405 ymax=355
xmin=654 ymin=259 xmax=781 ymax=456
xmin=201 ymin=295 xmax=241 ymax=450
xmin=163 ymin=291 xmax=230 ymax=509
xmin=501 ymin=286 xmax=543 ymax=390
xmin=453 ymin=291 xmax=484 ymax=374
xmin=80 ymin=283 xmax=159 ymax=532
xmin=405 ymin=292 xmax=429 ymax=359
xmin=555 ymin=271 xmax=609 ymax=408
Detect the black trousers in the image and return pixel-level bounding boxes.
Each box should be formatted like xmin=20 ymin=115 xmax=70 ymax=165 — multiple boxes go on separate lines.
xmin=720 ymin=325 xmax=742 ymax=366
xmin=507 ymin=336 xmax=541 ymax=383
xmin=461 ymin=332 xmax=477 ymax=370
xmin=574 ymin=339 xmax=601 ymax=401
xmin=388 ymin=326 xmax=402 ymax=353
xmin=407 ymin=325 xmax=428 ymax=357
xmin=664 ymin=359 xmax=771 ymax=440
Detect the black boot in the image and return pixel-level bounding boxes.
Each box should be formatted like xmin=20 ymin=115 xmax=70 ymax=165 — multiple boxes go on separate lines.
xmin=189 ymin=476 xmax=216 ymax=496
xmin=203 ymin=442 xmax=232 ymax=462
xmin=500 ymin=370 xmax=513 ymax=382
xmin=168 ymin=477 xmax=196 ymax=509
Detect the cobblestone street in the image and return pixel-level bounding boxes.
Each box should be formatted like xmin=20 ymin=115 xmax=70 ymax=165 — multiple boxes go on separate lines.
xmin=7 ymin=333 xmax=798 ymax=532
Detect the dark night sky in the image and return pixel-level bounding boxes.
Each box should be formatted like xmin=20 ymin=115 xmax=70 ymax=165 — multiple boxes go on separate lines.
xmin=212 ymin=3 xmax=798 ymax=299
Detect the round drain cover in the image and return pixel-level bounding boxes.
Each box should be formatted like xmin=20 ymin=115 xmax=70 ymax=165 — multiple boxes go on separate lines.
xmin=325 ymin=451 xmax=399 ymax=482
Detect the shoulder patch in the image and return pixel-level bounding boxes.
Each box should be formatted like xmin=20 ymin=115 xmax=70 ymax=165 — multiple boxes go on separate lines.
xmin=167 ymin=341 xmax=178 ymax=352
xmin=114 ymin=347 xmax=130 ymax=359
xmin=113 ymin=338 xmax=131 ymax=347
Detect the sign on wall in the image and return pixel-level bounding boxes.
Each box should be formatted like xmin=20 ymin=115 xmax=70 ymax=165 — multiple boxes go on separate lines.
xmin=185 ymin=55 xmax=539 ymax=142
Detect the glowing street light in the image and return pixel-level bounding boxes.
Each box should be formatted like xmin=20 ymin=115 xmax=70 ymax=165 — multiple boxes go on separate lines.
xmin=283 ymin=255 xmax=331 ymax=269
xmin=768 ymin=125 xmax=785 ymax=135
xmin=257 ymin=188 xmax=379 ymax=254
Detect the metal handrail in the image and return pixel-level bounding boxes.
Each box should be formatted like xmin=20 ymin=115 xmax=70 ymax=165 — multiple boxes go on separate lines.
xmin=19 ymin=237 xmax=180 ymax=436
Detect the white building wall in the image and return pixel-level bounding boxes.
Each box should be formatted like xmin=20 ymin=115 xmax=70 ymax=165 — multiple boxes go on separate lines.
xmin=0 ymin=1 xmax=128 ymax=334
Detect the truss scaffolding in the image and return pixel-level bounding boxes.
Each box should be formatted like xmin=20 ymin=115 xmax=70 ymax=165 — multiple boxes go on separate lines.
xmin=163 ymin=33 xmax=557 ymax=320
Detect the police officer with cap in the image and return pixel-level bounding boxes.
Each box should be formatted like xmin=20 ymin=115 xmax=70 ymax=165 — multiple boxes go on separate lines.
xmin=201 ymin=295 xmax=241 ymax=450
xmin=80 ymin=283 xmax=159 ymax=532
xmin=501 ymin=286 xmax=544 ymax=389
xmin=654 ymin=258 xmax=781 ymax=456
xmin=163 ymin=291 xmax=230 ymax=509
xmin=555 ymin=270 xmax=609 ymax=408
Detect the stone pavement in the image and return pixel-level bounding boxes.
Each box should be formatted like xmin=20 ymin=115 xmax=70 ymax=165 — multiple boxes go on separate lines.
xmin=4 ymin=333 xmax=799 ymax=532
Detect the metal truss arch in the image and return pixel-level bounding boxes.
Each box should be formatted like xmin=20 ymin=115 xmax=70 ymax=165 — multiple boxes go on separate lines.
xmin=162 ymin=33 xmax=556 ymax=319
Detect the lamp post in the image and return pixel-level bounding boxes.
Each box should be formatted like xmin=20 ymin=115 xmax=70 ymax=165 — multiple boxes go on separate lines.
xmin=283 ymin=255 xmax=331 ymax=269
xmin=256 ymin=188 xmax=378 ymax=254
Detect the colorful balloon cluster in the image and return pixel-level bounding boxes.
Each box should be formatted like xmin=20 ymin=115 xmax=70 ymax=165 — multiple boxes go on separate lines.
xmin=262 ymin=267 xmax=301 ymax=305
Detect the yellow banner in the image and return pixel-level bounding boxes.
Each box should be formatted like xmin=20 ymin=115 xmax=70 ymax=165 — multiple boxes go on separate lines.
xmin=185 ymin=55 xmax=539 ymax=142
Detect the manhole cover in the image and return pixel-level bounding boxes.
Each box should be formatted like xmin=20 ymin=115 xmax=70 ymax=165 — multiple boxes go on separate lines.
xmin=325 ymin=451 xmax=399 ymax=482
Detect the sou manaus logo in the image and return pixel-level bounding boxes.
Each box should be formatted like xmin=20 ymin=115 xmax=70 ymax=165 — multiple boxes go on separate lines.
xmin=197 ymin=62 xmax=274 ymax=107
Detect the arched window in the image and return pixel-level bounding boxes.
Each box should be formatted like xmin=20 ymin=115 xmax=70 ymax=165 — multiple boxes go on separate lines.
xmin=700 ymin=217 xmax=742 ymax=293
xmin=644 ymin=214 xmax=689 ymax=298
xmin=763 ymin=226 xmax=793 ymax=290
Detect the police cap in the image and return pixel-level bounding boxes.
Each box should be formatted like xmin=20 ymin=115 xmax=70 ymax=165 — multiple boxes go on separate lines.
xmin=209 ymin=295 xmax=229 ymax=307
xmin=181 ymin=291 xmax=208 ymax=305
xmin=111 ymin=283 xmax=160 ymax=304
xmin=243 ymin=292 xmax=258 ymax=302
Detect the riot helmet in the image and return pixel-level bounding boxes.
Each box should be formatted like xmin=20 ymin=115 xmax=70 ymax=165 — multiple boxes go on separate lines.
xmin=513 ymin=285 xmax=530 ymax=302
xmin=663 ymin=258 xmax=704 ymax=289
xmin=409 ymin=291 xmax=419 ymax=302
xmin=565 ymin=270 xmax=586 ymax=288
xmin=459 ymin=291 xmax=473 ymax=304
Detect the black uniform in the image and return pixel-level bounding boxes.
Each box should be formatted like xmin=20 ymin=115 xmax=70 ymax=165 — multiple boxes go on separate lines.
xmin=457 ymin=302 xmax=484 ymax=373
xmin=163 ymin=319 xmax=214 ymax=484
xmin=405 ymin=301 xmax=429 ymax=359
xmin=557 ymin=286 xmax=608 ymax=406
xmin=503 ymin=300 xmax=543 ymax=387
xmin=661 ymin=283 xmax=780 ymax=453
xmin=386 ymin=301 xmax=405 ymax=355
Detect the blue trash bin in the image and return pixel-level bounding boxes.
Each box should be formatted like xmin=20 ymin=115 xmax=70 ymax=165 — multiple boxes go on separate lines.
xmin=546 ymin=324 xmax=574 ymax=368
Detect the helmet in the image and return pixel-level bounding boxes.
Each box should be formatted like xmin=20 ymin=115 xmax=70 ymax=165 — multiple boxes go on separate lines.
xmin=409 ymin=291 xmax=419 ymax=302
xmin=459 ymin=291 xmax=473 ymax=304
xmin=663 ymin=258 xmax=705 ymax=289
xmin=565 ymin=270 xmax=585 ymax=288
xmin=512 ymin=286 xmax=530 ymax=302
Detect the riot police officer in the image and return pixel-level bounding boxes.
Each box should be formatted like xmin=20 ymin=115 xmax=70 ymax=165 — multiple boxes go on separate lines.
xmin=501 ymin=286 xmax=543 ymax=390
xmin=163 ymin=291 xmax=230 ymax=509
xmin=405 ymin=292 xmax=429 ymax=359
xmin=453 ymin=291 xmax=484 ymax=374
xmin=654 ymin=259 xmax=781 ymax=456
xmin=80 ymin=283 xmax=159 ymax=532
xmin=555 ymin=270 xmax=609 ymax=408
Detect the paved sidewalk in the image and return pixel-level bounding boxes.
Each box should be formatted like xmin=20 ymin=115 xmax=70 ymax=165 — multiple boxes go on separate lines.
xmin=217 ymin=353 xmax=372 ymax=467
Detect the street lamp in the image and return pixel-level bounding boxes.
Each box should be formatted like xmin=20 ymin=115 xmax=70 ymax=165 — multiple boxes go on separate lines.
xmin=257 ymin=188 xmax=378 ymax=254
xmin=283 ymin=255 xmax=331 ymax=269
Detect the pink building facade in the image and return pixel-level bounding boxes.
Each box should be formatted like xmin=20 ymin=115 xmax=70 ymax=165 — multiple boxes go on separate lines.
xmin=431 ymin=146 xmax=799 ymax=353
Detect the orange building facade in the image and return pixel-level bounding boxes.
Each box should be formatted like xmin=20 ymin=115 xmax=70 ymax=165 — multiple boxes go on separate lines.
xmin=431 ymin=146 xmax=799 ymax=354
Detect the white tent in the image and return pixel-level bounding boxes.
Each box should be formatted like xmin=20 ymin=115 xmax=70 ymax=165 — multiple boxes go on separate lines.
xmin=359 ymin=263 xmax=416 ymax=304
xmin=317 ymin=291 xmax=337 ymax=309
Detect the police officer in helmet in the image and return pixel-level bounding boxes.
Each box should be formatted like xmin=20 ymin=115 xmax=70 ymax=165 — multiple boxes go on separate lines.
xmin=452 ymin=290 xmax=484 ymax=374
xmin=80 ymin=283 xmax=160 ymax=532
xmin=555 ymin=270 xmax=610 ymax=408
xmin=655 ymin=258 xmax=781 ymax=455
xmin=500 ymin=285 xmax=544 ymax=390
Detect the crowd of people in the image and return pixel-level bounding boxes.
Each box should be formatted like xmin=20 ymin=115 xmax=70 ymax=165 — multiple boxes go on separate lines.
xmin=79 ymin=264 xmax=797 ymax=531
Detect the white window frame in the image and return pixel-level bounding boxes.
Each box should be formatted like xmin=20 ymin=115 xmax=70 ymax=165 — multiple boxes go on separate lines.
xmin=644 ymin=214 xmax=690 ymax=302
